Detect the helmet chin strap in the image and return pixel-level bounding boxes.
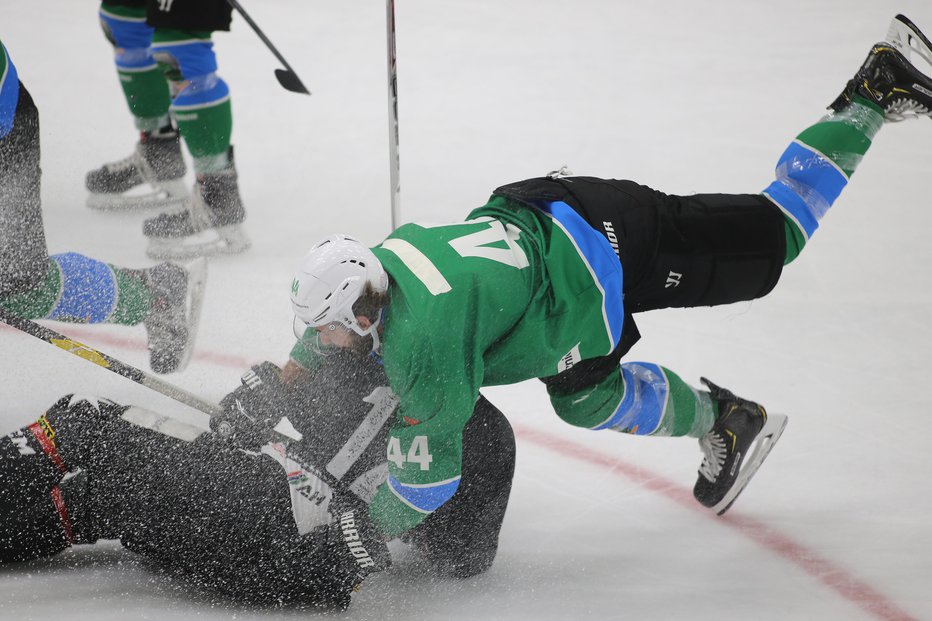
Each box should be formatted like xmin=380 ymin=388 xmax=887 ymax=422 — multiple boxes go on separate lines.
xmin=350 ymin=309 xmax=383 ymax=354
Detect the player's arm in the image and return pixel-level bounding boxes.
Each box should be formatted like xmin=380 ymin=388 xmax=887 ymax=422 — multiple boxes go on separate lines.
xmin=366 ymin=346 xmax=479 ymax=538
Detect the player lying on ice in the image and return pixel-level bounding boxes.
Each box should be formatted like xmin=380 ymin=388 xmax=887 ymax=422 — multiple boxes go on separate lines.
xmin=0 ymin=350 xmax=516 ymax=610
xmin=287 ymin=13 xmax=932 ymax=548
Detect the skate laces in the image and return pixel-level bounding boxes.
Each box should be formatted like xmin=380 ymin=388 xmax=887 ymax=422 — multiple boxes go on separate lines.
xmin=698 ymin=432 xmax=727 ymax=482
xmin=104 ymin=151 xmax=143 ymax=174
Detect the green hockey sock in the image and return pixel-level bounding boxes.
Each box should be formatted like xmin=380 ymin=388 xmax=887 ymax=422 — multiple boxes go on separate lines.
xmin=0 ymin=260 xmax=150 ymax=325
xmin=0 ymin=261 xmax=61 ymax=319
xmin=119 ymin=68 xmax=172 ymax=131
xmin=652 ymin=368 xmax=716 ymax=438
xmin=175 ymin=98 xmax=232 ymax=170
xmin=109 ymin=268 xmax=151 ymax=325
xmin=779 ymin=95 xmax=884 ymax=264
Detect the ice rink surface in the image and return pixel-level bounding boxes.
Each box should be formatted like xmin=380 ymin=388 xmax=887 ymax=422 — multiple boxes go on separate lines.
xmin=2 ymin=1 xmax=931 ymax=619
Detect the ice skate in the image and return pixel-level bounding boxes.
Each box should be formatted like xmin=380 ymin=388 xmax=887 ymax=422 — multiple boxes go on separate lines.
xmin=143 ymin=257 xmax=207 ymax=374
xmin=831 ymin=14 xmax=932 ymax=121
xmin=693 ymin=378 xmax=788 ymax=515
xmin=86 ymin=128 xmax=189 ymax=211
xmin=143 ymin=147 xmax=250 ymax=260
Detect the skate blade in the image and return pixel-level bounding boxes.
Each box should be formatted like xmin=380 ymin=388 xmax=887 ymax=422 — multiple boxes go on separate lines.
xmin=709 ymin=413 xmax=788 ymax=516
xmin=888 ymin=14 xmax=932 ymax=72
xmin=165 ymin=257 xmax=207 ymax=374
xmin=145 ymin=225 xmax=251 ymax=261
xmin=86 ymin=179 xmax=189 ymax=212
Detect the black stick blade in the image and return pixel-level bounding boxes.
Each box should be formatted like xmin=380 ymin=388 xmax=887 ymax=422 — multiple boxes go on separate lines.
xmin=275 ymin=68 xmax=310 ymax=95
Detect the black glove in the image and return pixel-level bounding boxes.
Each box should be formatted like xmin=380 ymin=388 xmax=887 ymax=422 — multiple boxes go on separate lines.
xmin=211 ymin=361 xmax=292 ymax=449
xmin=318 ymin=500 xmax=391 ymax=595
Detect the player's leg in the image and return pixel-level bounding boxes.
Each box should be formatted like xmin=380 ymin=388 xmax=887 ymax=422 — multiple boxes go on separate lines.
xmin=546 ymin=357 xmax=785 ymax=514
xmin=402 ymin=395 xmax=516 ymax=578
xmin=141 ymin=0 xmax=249 ymax=259
xmin=0 ymin=42 xmax=204 ymax=374
xmin=0 ymin=396 xmax=102 ymax=563
xmin=87 ymin=0 xmax=187 ymax=210
xmin=765 ymin=14 xmax=932 ymax=261
xmin=1 ymin=391 xmax=337 ymax=605
xmin=494 ymin=175 xmax=787 ymax=314
xmin=1 ymin=254 xmax=206 ymax=374
xmin=84 ymin=404 xmax=340 ymax=607
xmin=0 ymin=52 xmax=47 ymax=298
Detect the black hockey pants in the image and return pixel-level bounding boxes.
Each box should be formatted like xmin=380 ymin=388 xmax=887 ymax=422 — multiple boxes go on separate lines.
xmin=493 ymin=176 xmax=787 ymax=395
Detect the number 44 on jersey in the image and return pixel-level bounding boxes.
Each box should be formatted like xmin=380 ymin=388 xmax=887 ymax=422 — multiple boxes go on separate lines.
xmin=387 ymin=435 xmax=433 ymax=470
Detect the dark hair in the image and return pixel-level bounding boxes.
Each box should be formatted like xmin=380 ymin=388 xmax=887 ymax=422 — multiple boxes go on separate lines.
xmin=352 ymin=281 xmax=389 ymax=322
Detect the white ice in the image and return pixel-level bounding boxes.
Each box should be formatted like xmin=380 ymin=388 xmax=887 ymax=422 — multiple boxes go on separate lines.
xmin=2 ymin=1 xmax=931 ymax=619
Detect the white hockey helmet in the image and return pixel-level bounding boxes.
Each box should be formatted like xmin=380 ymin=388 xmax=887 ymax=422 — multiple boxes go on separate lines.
xmin=290 ymin=234 xmax=388 ymax=351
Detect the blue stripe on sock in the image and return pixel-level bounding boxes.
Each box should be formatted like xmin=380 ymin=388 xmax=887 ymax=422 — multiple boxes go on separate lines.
xmin=594 ymin=362 xmax=667 ymax=434
xmin=762 ymin=180 xmax=819 ymax=239
xmin=99 ymin=10 xmax=154 ymax=50
xmin=114 ymin=47 xmax=158 ymax=71
xmin=171 ymin=74 xmax=230 ymax=109
xmin=48 ymin=253 xmax=117 ymax=323
xmin=541 ymin=200 xmax=625 ymax=349
xmin=388 ymin=475 xmax=461 ymax=513
xmin=151 ymin=40 xmax=218 ymax=78
xmin=763 ymin=141 xmax=849 ymax=239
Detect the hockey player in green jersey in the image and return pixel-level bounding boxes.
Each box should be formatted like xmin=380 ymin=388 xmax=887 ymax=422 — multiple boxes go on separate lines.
xmin=287 ymin=14 xmax=932 ymax=550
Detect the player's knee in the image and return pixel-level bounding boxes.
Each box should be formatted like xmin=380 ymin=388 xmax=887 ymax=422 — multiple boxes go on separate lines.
xmin=151 ymin=40 xmax=229 ymax=108
xmin=549 ymin=380 xmax=620 ymax=430
xmin=98 ymin=6 xmax=155 ymax=65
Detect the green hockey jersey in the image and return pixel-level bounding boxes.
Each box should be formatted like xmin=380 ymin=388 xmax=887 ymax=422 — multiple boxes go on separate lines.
xmin=361 ymin=196 xmax=625 ymax=536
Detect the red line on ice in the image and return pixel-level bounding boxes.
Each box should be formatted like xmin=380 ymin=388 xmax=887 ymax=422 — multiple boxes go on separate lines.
xmin=512 ymin=423 xmax=918 ymax=621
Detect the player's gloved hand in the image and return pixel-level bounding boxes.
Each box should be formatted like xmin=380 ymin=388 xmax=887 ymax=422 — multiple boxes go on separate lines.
xmin=317 ymin=498 xmax=391 ymax=599
xmin=211 ymin=361 xmax=291 ymax=449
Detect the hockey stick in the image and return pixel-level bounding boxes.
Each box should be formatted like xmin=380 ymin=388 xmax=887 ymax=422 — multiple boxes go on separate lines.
xmin=0 ymin=306 xmax=222 ymax=417
xmin=226 ymin=0 xmax=310 ymax=95
xmin=386 ymin=0 xmax=402 ymax=229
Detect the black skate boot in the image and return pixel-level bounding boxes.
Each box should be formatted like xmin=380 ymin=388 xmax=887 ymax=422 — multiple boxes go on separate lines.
xmin=86 ymin=126 xmax=188 ymax=211
xmin=143 ymin=147 xmax=250 ymax=260
xmin=830 ymin=14 xmax=932 ymax=121
xmin=142 ymin=258 xmax=207 ymax=374
xmin=693 ymin=378 xmax=788 ymax=515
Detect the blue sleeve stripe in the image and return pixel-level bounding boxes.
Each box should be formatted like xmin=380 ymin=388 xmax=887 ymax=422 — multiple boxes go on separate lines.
xmin=387 ymin=475 xmax=461 ymax=514
xmin=0 ymin=46 xmax=20 ymax=139
xmin=541 ymin=200 xmax=625 ymax=351
xmin=48 ymin=253 xmax=117 ymax=323
xmin=593 ymin=362 xmax=667 ymax=435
